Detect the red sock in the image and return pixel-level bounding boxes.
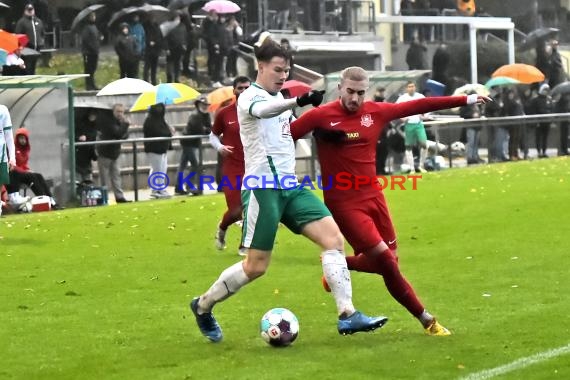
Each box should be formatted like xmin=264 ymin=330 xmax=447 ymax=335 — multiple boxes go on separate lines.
xmin=348 ymin=251 xmax=424 ymax=318
xmin=220 ymin=208 xmax=242 ymax=230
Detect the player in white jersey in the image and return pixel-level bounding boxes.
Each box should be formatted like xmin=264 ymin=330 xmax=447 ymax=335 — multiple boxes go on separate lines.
xmin=190 ymin=37 xmax=388 ymax=343
xmin=0 ymin=105 xmax=16 ymax=217
xmin=396 ymin=81 xmax=429 ymax=173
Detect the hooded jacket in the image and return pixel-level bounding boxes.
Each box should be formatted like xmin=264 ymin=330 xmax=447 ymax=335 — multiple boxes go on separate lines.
xmin=143 ymin=103 xmax=172 ymax=154
xmin=14 ymin=128 xmax=30 ymax=173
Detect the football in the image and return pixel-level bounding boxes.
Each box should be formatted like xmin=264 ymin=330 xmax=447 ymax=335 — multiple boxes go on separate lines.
xmin=450 ymin=141 xmax=466 ymax=152
xmin=260 ymin=307 xmax=299 ymax=347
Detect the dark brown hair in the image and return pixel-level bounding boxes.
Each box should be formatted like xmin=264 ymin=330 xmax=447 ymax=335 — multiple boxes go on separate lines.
xmin=254 ymin=37 xmax=291 ymax=63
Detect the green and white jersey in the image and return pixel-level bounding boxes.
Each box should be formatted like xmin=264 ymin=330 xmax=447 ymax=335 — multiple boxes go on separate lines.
xmin=237 ymin=83 xmax=296 ymax=189
xmin=0 ymin=104 xmax=12 ymax=163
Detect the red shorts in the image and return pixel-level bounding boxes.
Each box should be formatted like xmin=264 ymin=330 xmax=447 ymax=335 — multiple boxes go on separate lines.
xmin=327 ymin=194 xmax=397 ymax=253
xmin=222 ymin=172 xmax=243 ymax=211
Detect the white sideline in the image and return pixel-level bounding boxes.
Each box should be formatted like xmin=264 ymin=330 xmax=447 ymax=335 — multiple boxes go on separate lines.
xmin=460 ymin=343 xmax=570 ymax=380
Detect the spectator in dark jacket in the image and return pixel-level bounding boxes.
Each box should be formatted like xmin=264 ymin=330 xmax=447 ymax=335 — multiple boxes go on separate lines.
xmin=556 ymin=93 xmax=570 ymax=156
xmin=97 ymin=104 xmax=130 ymax=203
xmin=181 ymin=11 xmax=198 ymax=78
xmin=549 ymin=40 xmax=566 ymax=88
xmin=459 ymin=95 xmax=484 ymax=164
xmin=176 ymin=96 xmax=211 ymax=195
xmin=15 ymin=3 xmax=45 ymax=75
xmin=143 ymin=16 xmax=163 ymax=85
xmin=143 ymin=103 xmax=173 ymax=199
xmin=81 ymin=12 xmax=101 ymax=90
xmin=406 ymin=35 xmax=428 ymax=70
xmin=75 ymin=109 xmax=99 ymax=183
xmin=527 ymin=83 xmax=554 ymax=158
xmin=115 ymin=22 xmax=139 ymax=78
xmin=201 ymin=10 xmax=226 ymax=86
xmin=503 ymin=88 xmax=525 ymax=161
xmin=165 ymin=12 xmax=187 ymax=83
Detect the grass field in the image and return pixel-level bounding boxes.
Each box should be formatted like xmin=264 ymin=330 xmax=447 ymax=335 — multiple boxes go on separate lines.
xmin=2 ymin=158 xmax=570 ymax=380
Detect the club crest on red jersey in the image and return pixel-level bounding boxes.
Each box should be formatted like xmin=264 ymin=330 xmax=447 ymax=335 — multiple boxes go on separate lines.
xmin=360 ymin=114 xmax=373 ymax=127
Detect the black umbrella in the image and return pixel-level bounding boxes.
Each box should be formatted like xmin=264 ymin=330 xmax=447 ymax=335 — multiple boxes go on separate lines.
xmin=551 ymin=81 xmax=570 ymax=97
xmin=520 ymin=27 xmax=559 ymax=51
xmin=168 ymin=0 xmax=207 ymax=12
xmin=71 ymin=4 xmax=106 ymax=34
xmin=108 ymin=4 xmax=171 ymax=28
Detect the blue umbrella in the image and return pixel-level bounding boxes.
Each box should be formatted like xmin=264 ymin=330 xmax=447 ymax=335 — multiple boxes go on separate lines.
xmin=0 ymin=48 xmax=7 ymax=66
xmin=425 ymin=79 xmax=446 ymax=96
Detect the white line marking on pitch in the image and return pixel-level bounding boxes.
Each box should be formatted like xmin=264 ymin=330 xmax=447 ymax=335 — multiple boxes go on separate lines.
xmin=460 ymin=343 xmax=570 ymax=380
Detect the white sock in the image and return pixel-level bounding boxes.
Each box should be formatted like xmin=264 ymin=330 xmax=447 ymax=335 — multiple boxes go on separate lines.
xmin=321 ymin=249 xmax=356 ymax=317
xmin=405 ymin=149 xmax=415 ymax=168
xmin=419 ymin=310 xmax=434 ymax=327
xmin=198 ymin=261 xmax=250 ymax=313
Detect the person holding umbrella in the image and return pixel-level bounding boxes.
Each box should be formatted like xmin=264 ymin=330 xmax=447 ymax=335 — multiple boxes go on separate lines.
xmin=81 ymin=12 xmax=101 ymax=91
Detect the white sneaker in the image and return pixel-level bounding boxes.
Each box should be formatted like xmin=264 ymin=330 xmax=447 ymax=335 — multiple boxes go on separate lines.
xmin=212 ymin=81 xmax=223 ymax=88
xmin=215 ymin=224 xmax=227 ymax=250
xmin=238 ymin=247 xmax=247 ymax=256
xmin=8 ymin=193 xmax=30 ymax=207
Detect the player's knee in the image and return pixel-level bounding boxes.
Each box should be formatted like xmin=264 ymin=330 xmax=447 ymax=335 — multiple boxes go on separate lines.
xmin=376 ymin=249 xmax=400 ymax=277
xmin=322 ymin=229 xmax=344 ymax=251
xmin=243 ymin=252 xmax=270 ymax=279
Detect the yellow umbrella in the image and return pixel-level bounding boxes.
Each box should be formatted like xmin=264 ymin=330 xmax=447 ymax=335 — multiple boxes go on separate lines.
xmin=130 ymin=83 xmax=200 ymax=112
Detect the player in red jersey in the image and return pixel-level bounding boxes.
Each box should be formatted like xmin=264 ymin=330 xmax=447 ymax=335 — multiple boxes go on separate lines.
xmin=210 ymin=76 xmax=251 ymax=256
xmin=291 ymin=66 xmax=490 ymax=335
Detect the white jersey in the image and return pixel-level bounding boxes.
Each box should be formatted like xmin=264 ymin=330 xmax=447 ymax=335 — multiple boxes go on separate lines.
xmin=396 ymin=92 xmax=426 ymax=123
xmin=0 ymin=104 xmax=13 ymax=163
xmin=237 ymin=83 xmax=296 ymax=189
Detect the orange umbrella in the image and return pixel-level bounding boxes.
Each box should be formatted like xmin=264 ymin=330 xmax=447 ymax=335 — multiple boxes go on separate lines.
xmin=0 ymin=30 xmax=25 ymax=53
xmin=491 ymin=63 xmax=545 ymax=84
xmin=207 ymin=86 xmax=234 ymax=113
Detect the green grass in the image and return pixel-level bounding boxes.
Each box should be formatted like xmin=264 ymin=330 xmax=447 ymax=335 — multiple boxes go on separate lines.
xmin=2 ymin=158 xmax=570 ymax=380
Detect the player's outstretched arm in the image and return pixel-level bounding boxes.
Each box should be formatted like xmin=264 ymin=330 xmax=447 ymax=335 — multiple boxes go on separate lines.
xmin=249 ymin=90 xmax=325 ymax=119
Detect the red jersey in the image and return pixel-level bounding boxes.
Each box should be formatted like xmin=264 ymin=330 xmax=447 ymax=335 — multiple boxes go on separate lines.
xmin=291 ymin=96 xmax=469 ymax=205
xmin=211 ymin=102 xmax=245 ymax=174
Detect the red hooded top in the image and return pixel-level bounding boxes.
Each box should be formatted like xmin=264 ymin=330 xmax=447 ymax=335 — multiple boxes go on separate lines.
xmin=14 ymin=128 xmax=30 ymax=173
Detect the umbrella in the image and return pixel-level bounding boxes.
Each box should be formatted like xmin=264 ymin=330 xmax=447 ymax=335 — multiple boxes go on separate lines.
xmin=130 ymin=83 xmax=201 ymax=112
xmin=207 ymin=86 xmax=234 ymax=112
xmin=202 ymin=0 xmax=241 ymax=14
xmin=0 ymin=30 xmax=27 ymax=54
xmin=108 ymin=4 xmax=171 ymax=28
xmin=21 ymin=47 xmax=40 ymax=57
xmin=551 ymin=81 xmax=570 ymax=97
xmin=75 ymin=102 xmax=113 ymax=111
xmin=425 ymin=79 xmax=445 ymax=96
xmin=491 ymin=63 xmax=545 ymax=84
xmin=168 ymin=0 xmax=208 ymax=11
xmin=0 ymin=48 xmax=6 ymax=66
xmin=520 ymin=27 xmax=559 ymax=51
xmin=453 ymin=83 xmax=489 ymax=96
xmin=97 ymin=77 xmax=155 ymax=96
xmin=159 ymin=19 xmax=180 ymax=37
xmin=70 ymin=4 xmax=106 ymax=34
xmin=281 ymin=80 xmax=311 ymax=98
xmin=484 ymin=76 xmax=520 ymax=89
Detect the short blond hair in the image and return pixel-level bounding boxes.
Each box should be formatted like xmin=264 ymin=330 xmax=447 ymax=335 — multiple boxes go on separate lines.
xmin=340 ymin=66 xmax=368 ymax=83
